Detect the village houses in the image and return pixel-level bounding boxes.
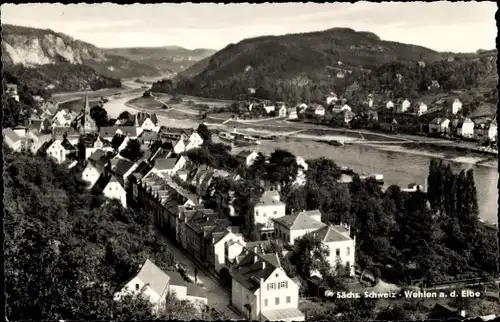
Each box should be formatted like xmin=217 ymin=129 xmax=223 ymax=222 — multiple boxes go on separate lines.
xmin=416 ymin=102 xmax=428 ymax=116
xmin=6 ymin=83 xmax=19 ymax=101
xmin=45 ymin=138 xmax=76 ymax=164
xmin=254 ymin=190 xmax=286 ymax=239
xmin=236 ymin=150 xmax=259 ymax=167
xmin=287 ymin=108 xmax=298 ymax=120
xmin=399 ymin=99 xmax=411 ymax=113
xmin=452 ymin=117 xmax=475 ymax=138
xmin=3 ymin=128 xmax=25 ymax=152
xmin=325 ymin=93 xmax=338 ymax=105
xmin=278 ymin=104 xmax=287 ymax=118
xmin=429 ymin=117 xmax=451 ymax=135
xmin=386 ymin=100 xmax=394 ymax=109
xmin=314 ymin=104 xmax=325 ymax=116
xmin=488 ymin=118 xmax=497 ymax=142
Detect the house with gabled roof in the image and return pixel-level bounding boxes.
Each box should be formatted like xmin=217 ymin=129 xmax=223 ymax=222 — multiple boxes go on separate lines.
xmin=386 ymin=100 xmax=394 ymax=109
xmin=313 ymin=104 xmax=325 ymax=116
xmin=206 ymin=227 xmax=245 ymax=273
xmin=26 ymin=129 xmax=52 ymax=155
xmin=398 ymin=99 xmax=411 ymax=113
xmin=138 ymin=130 xmax=159 ymax=145
xmin=133 ymin=112 xmax=159 ymax=131
xmin=82 ymin=162 xmax=104 ymax=189
xmin=429 ymin=117 xmax=450 ymax=134
xmin=52 ymin=126 xmax=80 ymax=145
xmin=109 ymin=157 xmax=138 ymax=186
xmin=236 ymin=150 xmax=259 ymax=167
xmin=230 ymin=249 xmax=304 ymax=322
xmin=173 ymin=137 xmax=188 ymax=154
xmin=46 ymin=138 xmax=76 ymax=164
xmin=114 ymin=259 xmax=171 ymax=314
xmin=185 ymin=131 xmax=204 ymax=151
xmin=3 ymin=128 xmax=24 ymax=152
xmin=452 ymin=98 xmax=463 ymax=115
xmin=273 ymin=210 xmax=326 ymax=245
xmin=95 ymin=173 xmax=127 ymax=208
xmin=452 ymin=117 xmax=474 ymax=138
xmin=314 ymin=223 xmax=355 ymax=276
xmin=416 ymin=102 xmax=428 ymax=116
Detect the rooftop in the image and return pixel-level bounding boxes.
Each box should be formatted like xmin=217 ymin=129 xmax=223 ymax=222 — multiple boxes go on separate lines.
xmin=315 ymin=225 xmax=352 ymax=243
xmin=134 ymin=259 xmax=171 ymax=296
xmin=273 ymin=212 xmax=326 ymax=231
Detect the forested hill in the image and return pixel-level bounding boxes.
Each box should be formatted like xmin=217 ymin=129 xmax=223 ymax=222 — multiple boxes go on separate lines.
xmin=167 ymin=28 xmax=496 ymax=110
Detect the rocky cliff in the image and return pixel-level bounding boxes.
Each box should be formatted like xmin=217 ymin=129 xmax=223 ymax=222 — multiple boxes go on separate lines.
xmin=1 ymin=24 xmax=161 ymax=79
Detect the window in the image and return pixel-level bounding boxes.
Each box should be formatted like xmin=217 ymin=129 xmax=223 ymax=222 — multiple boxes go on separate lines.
xmin=273 ymin=210 xmax=277 ymax=215
xmin=325 ymin=249 xmax=330 ymax=256
xmin=347 ymin=247 xmax=350 ymax=256
xmin=264 ymin=299 xmax=268 ymax=307
xmin=280 ymin=281 xmax=288 ymax=288
xmin=275 ymin=297 xmax=280 ymax=305
xmin=286 ymin=296 xmax=291 ymax=303
xmin=336 ymin=248 xmax=340 ymax=256
xmin=267 ymin=283 xmax=274 ymax=291
xmin=346 ymin=261 xmax=350 ymax=268
xmin=256 ymin=211 xmax=259 ymax=216
xmin=135 ymin=284 xmax=140 ymax=291
xmin=263 ymin=212 xmax=267 ymax=217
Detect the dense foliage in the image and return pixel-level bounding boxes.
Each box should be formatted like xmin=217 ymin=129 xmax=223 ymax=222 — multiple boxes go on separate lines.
xmin=120 ymin=139 xmax=144 ymax=162
xmin=4 ymin=149 xmax=213 ymax=320
xmin=4 ymin=63 xmax=122 ymax=94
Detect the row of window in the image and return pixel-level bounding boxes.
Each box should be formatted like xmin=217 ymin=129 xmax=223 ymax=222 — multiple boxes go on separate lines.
xmin=264 ymin=296 xmax=291 ymax=307
xmin=275 ymin=229 xmax=289 ymax=242
xmin=266 ymin=281 xmax=288 ymax=291
xmin=325 ymin=247 xmax=351 ymax=257
xmin=255 ymin=210 xmax=278 ymax=217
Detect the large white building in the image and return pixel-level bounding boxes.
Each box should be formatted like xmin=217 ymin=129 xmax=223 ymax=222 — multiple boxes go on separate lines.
xmin=452 ymin=99 xmax=463 ymax=115
xmin=253 ymin=191 xmax=286 ymax=239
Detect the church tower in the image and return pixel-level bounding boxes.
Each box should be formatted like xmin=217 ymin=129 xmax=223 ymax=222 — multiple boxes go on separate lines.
xmin=80 ymin=95 xmax=98 ymax=135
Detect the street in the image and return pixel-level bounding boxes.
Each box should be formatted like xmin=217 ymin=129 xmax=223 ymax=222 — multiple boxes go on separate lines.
xmin=159 ymin=234 xmax=244 ymax=320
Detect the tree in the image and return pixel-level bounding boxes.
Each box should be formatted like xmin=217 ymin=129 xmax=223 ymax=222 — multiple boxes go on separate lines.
xmin=266 ymin=149 xmax=299 ymax=187
xmin=120 ymin=139 xmax=143 ymax=162
xmin=196 ymin=123 xmax=212 ymax=143
xmin=264 ymin=240 xmax=296 ymax=278
xmin=118 ymin=111 xmax=131 ymax=120
xmin=290 ymin=233 xmax=330 ymax=279
xmin=90 ymin=105 xmax=109 ymax=128
xmin=2 ymin=97 xmax=25 ymax=128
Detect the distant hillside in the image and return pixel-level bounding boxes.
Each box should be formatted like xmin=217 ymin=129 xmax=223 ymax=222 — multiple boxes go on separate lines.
xmin=171 ymin=28 xmax=496 ymax=115
xmin=103 ymin=46 xmax=216 ymax=73
xmin=1 ymin=24 xmax=161 ymax=79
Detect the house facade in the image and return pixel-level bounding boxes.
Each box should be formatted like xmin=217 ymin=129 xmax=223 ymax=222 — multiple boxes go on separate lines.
xmin=103 ymin=176 xmax=127 ymax=208
xmin=231 ymin=251 xmax=304 ymax=322
xmin=46 ymin=139 xmax=75 ymax=164
xmin=386 ymin=101 xmax=394 ymax=109
xmin=417 ymin=102 xmax=428 ymax=116
xmin=314 ymin=105 xmax=325 ymax=116
xmin=453 ymin=118 xmax=475 ymax=138
xmin=3 ymin=128 xmax=25 ymax=152
xmin=315 ymin=224 xmax=356 ymax=276
xmin=185 ymin=132 xmax=204 ymax=151
xmin=488 ymin=119 xmax=497 ymax=142
xmin=82 ymin=163 xmax=103 ymax=188
xmin=287 ymin=108 xmax=298 ymax=120
xmin=399 ymin=99 xmax=411 ymax=113
xmin=452 ymin=99 xmax=463 ymax=115
xmin=254 ymin=191 xmax=286 ymax=239
xmin=236 ymin=150 xmax=259 ymax=167
xmin=429 ymin=118 xmax=450 ymax=134
xmin=278 ymin=105 xmax=287 ymax=118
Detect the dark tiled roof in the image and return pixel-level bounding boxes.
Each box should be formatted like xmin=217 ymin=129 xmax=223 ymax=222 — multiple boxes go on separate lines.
xmin=154 ymin=158 xmax=177 ymax=170
xmin=315 ymin=225 xmax=351 ymax=243
xmin=113 ymin=158 xmax=135 ymax=176
xmin=166 ymin=271 xmax=186 ymax=287
xmin=116 ymin=126 xmax=139 ymax=137
xmin=231 ymin=251 xmax=281 ymax=292
xmin=52 ymin=126 xmax=80 ymax=137
xmin=61 ymin=138 xmax=75 ymax=151
xmin=99 ymin=127 xmax=119 ymax=137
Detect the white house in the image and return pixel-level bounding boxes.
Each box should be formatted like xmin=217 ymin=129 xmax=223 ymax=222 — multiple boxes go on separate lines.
xmin=488 ymin=119 xmax=497 ymax=142
xmin=102 ymin=175 xmax=127 ymax=208
xmin=134 ymin=112 xmax=159 ymax=132
xmin=85 ymin=136 xmax=114 ymax=159
xmin=114 ymin=259 xmax=171 ymax=314
xmin=416 ymin=102 xmax=428 ymax=116
xmin=399 ymin=99 xmax=411 ymax=113
xmin=82 ymin=163 xmax=103 ymax=188
xmin=314 ymin=105 xmax=325 ymax=116
xmin=231 ymin=251 xmax=304 ymax=322
xmin=46 ymin=139 xmax=75 ymax=164
xmin=27 ymin=130 xmax=52 ymax=155
xmin=315 ymin=224 xmax=356 ymax=276
xmin=236 ymin=150 xmax=259 ymax=167
xmin=454 ymin=117 xmax=475 ymax=138
xmin=263 ymin=104 xmax=276 ymax=114
xmin=211 ymin=230 xmax=245 ymax=273
xmin=273 ymin=210 xmax=326 ymax=245
xmin=297 ymin=103 xmax=308 ymax=111
xmin=294 ymin=156 xmax=308 ymax=186
xmin=429 ymin=117 xmax=450 ymax=134
xmin=51 ymin=110 xmax=72 ymax=127
xmin=278 ymin=105 xmax=287 ymax=118
xmin=287 ymin=108 xmax=298 ymax=120
xmin=452 ymin=99 xmax=463 ymax=115
xmin=185 ymin=131 xmax=204 ymax=151
xmin=253 ymin=191 xmax=286 ymax=239
xmin=3 ymin=128 xmax=24 ymax=152
xmin=386 ymin=101 xmax=394 ymax=109
xmin=336 ymin=71 xmax=345 ymax=79
xmin=326 ymin=93 xmax=338 ymax=105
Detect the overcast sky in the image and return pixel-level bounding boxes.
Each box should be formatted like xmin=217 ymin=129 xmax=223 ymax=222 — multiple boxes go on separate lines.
xmin=1 ymin=2 xmax=496 ymax=52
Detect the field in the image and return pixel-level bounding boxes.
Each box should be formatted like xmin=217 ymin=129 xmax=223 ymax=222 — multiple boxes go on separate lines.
xmin=52 ymin=87 xmax=126 ymax=103
xmin=127 ymin=96 xmax=163 ymax=110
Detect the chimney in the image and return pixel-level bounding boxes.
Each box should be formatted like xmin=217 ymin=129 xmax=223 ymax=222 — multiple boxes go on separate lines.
xmin=262 ymin=261 xmax=266 ymax=270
